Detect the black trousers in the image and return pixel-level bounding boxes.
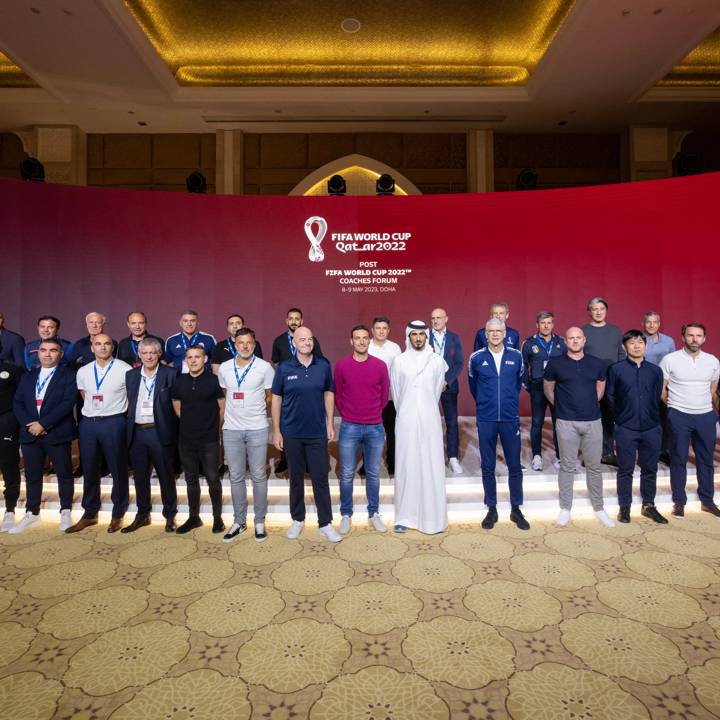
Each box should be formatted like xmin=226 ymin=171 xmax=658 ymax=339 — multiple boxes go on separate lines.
xmin=285 ymin=436 xmax=332 ymax=527
xmin=129 ymin=426 xmax=177 ymax=519
xmin=22 ymin=438 xmax=74 ymax=513
xmin=529 ymin=381 xmax=558 ymax=456
xmin=0 ymin=411 xmax=20 ymax=512
xmin=382 ymin=401 xmax=396 ymax=474
xmin=440 ymin=391 xmax=459 ymax=459
xmin=600 ymin=395 xmax=616 ymax=456
xmin=615 ymin=424 xmax=661 ymax=507
xmin=179 ymin=441 xmax=223 ymax=518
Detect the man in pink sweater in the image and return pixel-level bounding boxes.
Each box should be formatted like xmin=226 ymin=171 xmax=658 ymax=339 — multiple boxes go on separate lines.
xmin=334 ymin=325 xmax=391 ymax=534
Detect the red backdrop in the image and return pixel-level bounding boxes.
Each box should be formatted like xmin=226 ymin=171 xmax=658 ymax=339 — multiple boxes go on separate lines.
xmin=2 ymin=174 xmax=718 ymax=414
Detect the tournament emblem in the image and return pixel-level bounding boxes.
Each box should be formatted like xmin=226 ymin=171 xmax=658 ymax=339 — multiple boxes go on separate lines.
xmin=304 ymin=216 xmax=327 ymax=262
xmin=0 ymin=371 xmax=9 ymax=379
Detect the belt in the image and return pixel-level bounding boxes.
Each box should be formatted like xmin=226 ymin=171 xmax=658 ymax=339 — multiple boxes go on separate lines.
xmin=136 ymin=423 xmax=156 ymax=429
xmin=85 ymin=413 xmax=126 ymax=422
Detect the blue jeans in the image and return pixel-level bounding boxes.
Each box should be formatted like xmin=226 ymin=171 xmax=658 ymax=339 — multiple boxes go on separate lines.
xmin=338 ymin=422 xmax=385 ymax=517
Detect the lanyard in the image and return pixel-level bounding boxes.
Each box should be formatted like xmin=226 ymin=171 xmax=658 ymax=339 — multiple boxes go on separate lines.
xmin=233 ymin=356 xmax=255 ymax=388
xmin=141 ymin=373 xmax=157 ymax=399
xmin=536 ymin=334 xmax=555 ymax=357
xmin=433 ymin=331 xmax=446 ymax=355
xmin=36 ymin=369 xmax=56 ymax=398
xmin=227 ymin=338 xmax=237 ymax=358
xmin=287 ymin=332 xmax=297 ymax=357
xmin=180 ymin=332 xmax=199 ymax=350
xmin=130 ymin=340 xmax=139 ymax=358
xmin=93 ymin=359 xmax=115 ymax=392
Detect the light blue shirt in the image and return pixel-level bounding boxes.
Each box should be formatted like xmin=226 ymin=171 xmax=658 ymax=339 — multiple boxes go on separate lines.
xmin=644 ymin=332 xmax=676 ymax=365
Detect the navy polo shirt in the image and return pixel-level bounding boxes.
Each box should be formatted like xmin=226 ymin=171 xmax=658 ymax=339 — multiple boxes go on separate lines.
xmin=544 ymin=353 xmax=606 ymax=421
xmin=272 ymin=355 xmax=334 ymax=438
xmin=606 ymin=358 xmax=663 ymax=431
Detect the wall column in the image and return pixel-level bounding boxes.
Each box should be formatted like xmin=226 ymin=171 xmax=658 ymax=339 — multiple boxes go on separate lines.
xmin=215 ymin=129 xmax=243 ymax=194
xmin=466 ymin=129 xmax=494 ymax=193
xmin=628 ymin=126 xmax=672 ymax=182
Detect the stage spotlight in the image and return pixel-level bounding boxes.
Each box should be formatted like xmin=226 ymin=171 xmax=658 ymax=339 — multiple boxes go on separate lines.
xmin=327 ymin=174 xmax=346 ymax=196
xmin=516 ymin=168 xmax=538 ymax=190
xmin=186 ymin=171 xmax=207 ymax=194
xmin=376 ymin=173 xmax=395 ymax=196
xmin=677 ymin=153 xmax=702 ymax=176
xmin=20 ymin=157 xmax=45 ymax=182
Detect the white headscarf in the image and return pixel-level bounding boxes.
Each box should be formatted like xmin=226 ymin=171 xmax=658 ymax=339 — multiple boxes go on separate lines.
xmin=405 ymin=320 xmax=431 ymax=353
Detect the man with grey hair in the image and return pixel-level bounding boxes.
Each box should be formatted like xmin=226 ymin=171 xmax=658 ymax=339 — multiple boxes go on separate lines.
xmin=582 ymin=297 xmax=623 ymax=466
xmin=123 ymin=337 xmax=179 ymax=533
xmin=469 ymin=318 xmax=528 ymax=530
xmin=544 ymin=326 xmax=615 ymax=528
xmin=473 ymin=302 xmax=521 ymax=351
xmin=67 ymin=312 xmax=117 ymax=369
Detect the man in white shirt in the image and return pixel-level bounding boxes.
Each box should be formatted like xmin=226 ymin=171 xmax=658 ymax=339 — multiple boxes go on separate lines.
xmin=218 ymin=328 xmax=274 ymax=542
xmin=66 ymin=334 xmax=132 ymax=533
xmin=660 ymin=322 xmax=720 ymax=518
xmin=368 ymin=316 xmax=401 ymax=475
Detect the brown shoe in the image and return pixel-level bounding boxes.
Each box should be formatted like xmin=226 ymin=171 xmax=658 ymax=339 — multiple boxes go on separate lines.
xmin=65 ymin=517 xmax=98 ymax=534
xmin=107 ymin=516 xmax=124 ymax=533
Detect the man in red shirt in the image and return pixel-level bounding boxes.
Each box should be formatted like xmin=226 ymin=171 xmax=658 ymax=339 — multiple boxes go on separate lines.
xmin=334 ymin=325 xmax=390 ymax=535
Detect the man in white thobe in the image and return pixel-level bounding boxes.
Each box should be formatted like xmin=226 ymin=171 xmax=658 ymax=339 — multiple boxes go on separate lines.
xmin=391 ymin=321 xmax=448 ymax=534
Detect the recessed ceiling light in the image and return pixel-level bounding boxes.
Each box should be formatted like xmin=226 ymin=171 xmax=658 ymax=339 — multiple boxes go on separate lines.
xmin=274 ymin=109 xmax=282 ymax=114
xmin=137 ymin=121 xmax=147 ymax=126
xmin=423 ymin=110 xmax=430 ymax=114
xmin=128 ymin=110 xmax=135 ymax=115
xmin=621 ymin=8 xmax=631 ymax=15
xmin=341 ymin=18 xmax=361 ymax=33
xmin=62 ymin=9 xmax=73 ymax=16
xmin=30 ymin=7 xmax=41 ymax=14
xmin=653 ymin=7 xmax=663 ymax=14
xmin=558 ymin=120 xmax=568 ymax=126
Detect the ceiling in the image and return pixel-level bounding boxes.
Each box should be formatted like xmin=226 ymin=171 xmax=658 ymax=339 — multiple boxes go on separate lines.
xmin=0 ymin=0 xmax=719 ymax=134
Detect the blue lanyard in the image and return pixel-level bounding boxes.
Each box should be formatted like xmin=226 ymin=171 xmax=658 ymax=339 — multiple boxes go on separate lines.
xmin=433 ymin=331 xmax=446 ymax=355
xmin=180 ymin=332 xmax=199 ymax=350
xmin=287 ymin=332 xmax=297 ymax=357
xmin=36 ymin=369 xmax=56 ymax=397
xmin=227 ymin=338 xmax=237 ymax=358
xmin=233 ymin=356 xmax=255 ymax=388
xmin=141 ymin=373 xmax=157 ymax=399
xmin=93 ymin=359 xmax=115 ymax=392
xmin=536 ymin=334 xmax=555 ymax=357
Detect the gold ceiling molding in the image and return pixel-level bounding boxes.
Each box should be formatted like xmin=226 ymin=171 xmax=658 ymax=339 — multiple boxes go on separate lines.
xmin=0 ymin=52 xmax=37 ymax=88
xmin=124 ymin=0 xmax=575 ymax=87
xmin=660 ymin=26 xmax=720 ymax=87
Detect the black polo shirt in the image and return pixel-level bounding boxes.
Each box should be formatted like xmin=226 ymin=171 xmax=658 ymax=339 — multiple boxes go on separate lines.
xmin=171 ymin=370 xmax=224 ymax=447
xmin=544 ymin=353 xmax=606 ymax=421
xmin=211 ymin=337 xmax=264 ymax=365
xmin=271 ymin=331 xmax=324 ymax=364
xmin=271 ymin=355 xmax=334 ymax=438
xmin=606 ymin=358 xmax=663 ymax=431
xmin=117 ymin=334 xmax=165 ymax=367
xmin=0 ymin=361 xmax=24 ymax=415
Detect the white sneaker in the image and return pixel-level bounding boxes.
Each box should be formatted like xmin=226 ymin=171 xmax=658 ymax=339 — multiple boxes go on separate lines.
xmin=8 ymin=511 xmax=40 ymax=534
xmin=369 ymin=513 xmax=387 ymax=533
xmin=553 ymin=459 xmax=561 ymax=470
xmin=595 ymin=509 xmax=616 ymax=528
xmin=319 ymin=524 xmax=342 ymax=543
xmin=556 ymin=509 xmax=571 ymax=527
xmin=448 ymin=457 xmax=463 ymax=474
xmin=531 ymin=454 xmax=543 ymax=471
xmin=339 ymin=515 xmax=352 ymax=535
xmin=59 ymin=510 xmax=73 ymax=532
xmin=1 ymin=511 xmax=15 ymax=533
xmin=286 ymin=520 xmax=305 ymax=540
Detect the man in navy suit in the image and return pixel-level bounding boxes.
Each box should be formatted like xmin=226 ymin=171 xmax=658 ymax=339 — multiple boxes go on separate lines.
xmin=429 ymin=308 xmax=464 ymax=474
xmin=0 ymin=312 xmax=25 ymax=366
xmin=123 ymin=337 xmax=179 ymax=533
xmin=12 ymin=339 xmax=76 ymax=533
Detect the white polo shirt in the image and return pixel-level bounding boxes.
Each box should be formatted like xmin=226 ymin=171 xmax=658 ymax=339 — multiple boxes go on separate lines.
xmin=218 ymin=356 xmax=274 ymax=431
xmin=369 ymin=339 xmax=401 ymax=370
xmin=76 ymin=359 xmax=131 ymax=417
xmin=660 ymin=349 xmax=720 ymax=414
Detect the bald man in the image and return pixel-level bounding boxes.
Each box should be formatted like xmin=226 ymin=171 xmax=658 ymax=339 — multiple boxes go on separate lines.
xmin=544 ymin=327 xmax=614 ymax=528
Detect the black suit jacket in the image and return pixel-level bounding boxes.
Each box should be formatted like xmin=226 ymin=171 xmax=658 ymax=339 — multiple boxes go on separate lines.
xmin=0 ymin=328 xmax=26 ymax=366
xmin=13 ymin=365 xmax=77 ymax=444
xmin=126 ymin=365 xmax=178 ymax=447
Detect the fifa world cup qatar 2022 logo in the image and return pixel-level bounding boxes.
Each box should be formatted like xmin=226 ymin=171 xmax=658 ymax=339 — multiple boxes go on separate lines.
xmin=304 ymin=216 xmax=327 ymax=262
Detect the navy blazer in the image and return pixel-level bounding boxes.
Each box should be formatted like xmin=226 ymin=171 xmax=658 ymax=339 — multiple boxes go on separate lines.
xmin=13 ymin=365 xmax=77 ymax=444
xmin=0 ymin=328 xmax=26 ymax=366
xmin=126 ymin=365 xmax=178 ymax=446
xmin=429 ymin=329 xmax=464 ymax=393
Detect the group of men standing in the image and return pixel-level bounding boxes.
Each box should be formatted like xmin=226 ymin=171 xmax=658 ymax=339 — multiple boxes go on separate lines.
xmin=0 ymin=297 xmax=718 ymax=540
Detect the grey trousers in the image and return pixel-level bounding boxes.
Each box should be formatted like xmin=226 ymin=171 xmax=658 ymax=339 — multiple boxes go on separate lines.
xmin=556 ymin=419 xmax=604 ymax=511
xmin=223 ymin=428 xmax=269 ymax=525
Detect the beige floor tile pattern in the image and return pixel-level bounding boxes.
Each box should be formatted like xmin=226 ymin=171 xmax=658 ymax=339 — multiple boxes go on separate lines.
xmin=1 ymin=514 xmax=720 ymax=719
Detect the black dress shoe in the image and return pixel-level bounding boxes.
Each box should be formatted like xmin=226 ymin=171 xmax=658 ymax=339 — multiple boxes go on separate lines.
xmin=212 ymin=517 xmax=226 ymax=534
xmin=510 ymin=506 xmax=530 ymax=530
xmin=672 ymin=503 xmax=685 ymax=518
xmin=617 ymin=506 xmax=631 ymax=523
xmin=73 ymin=466 xmax=84 ymax=478
xmin=641 ymin=504 xmax=668 ymax=524
xmin=481 ymin=507 xmax=498 ymax=530
xmin=659 ymin=451 xmax=672 ymax=466
xmin=165 ymin=518 xmax=177 ymax=532
xmin=601 ymin=453 xmax=619 ymax=467
xmin=218 ymin=464 xmax=228 ymax=479
xmin=275 ymin=459 xmax=288 ymax=475
xmin=701 ymin=502 xmax=720 ymax=517
xmin=121 ymin=516 xmax=151 ymax=534
xmin=176 ymin=517 xmax=203 ymax=534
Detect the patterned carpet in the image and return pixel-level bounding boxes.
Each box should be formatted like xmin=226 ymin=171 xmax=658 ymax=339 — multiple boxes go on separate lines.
xmin=1 ymin=512 xmax=720 ymax=720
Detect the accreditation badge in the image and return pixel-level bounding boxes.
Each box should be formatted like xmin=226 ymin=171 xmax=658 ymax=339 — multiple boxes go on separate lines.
xmin=232 ymin=391 xmax=245 ymax=407
xmin=141 ymin=399 xmax=153 ymax=414
xmin=92 ymin=394 xmax=104 ymax=410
